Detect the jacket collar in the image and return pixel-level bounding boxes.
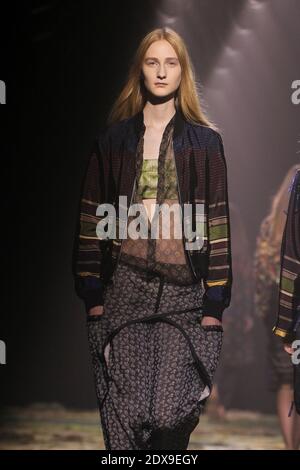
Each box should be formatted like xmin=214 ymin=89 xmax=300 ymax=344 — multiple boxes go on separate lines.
xmin=132 ymin=106 xmax=185 ymax=142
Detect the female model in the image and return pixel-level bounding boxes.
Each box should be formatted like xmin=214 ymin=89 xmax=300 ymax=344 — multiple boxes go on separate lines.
xmin=73 ymin=27 xmax=232 ymax=450
xmin=254 ymin=165 xmax=300 ymax=450
xmin=274 ymin=167 xmax=300 ymax=445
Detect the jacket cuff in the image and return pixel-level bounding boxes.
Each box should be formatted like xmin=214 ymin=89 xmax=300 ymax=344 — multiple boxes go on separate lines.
xmin=201 ymin=285 xmax=231 ymax=321
xmin=272 ymin=325 xmax=296 ymax=343
xmin=272 ymin=325 xmax=288 ymax=339
xmin=201 ymin=300 xmax=225 ymax=321
xmin=74 ymin=276 xmax=105 ymax=314
xmin=83 ymin=288 xmax=105 ymax=314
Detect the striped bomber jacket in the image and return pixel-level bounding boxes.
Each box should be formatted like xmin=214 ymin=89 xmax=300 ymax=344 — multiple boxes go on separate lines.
xmin=273 ymin=169 xmax=300 ymax=339
xmin=72 ymin=107 xmax=233 ymax=320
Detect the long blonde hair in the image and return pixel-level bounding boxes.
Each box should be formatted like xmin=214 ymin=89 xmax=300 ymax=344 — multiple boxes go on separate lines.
xmin=107 ymin=27 xmax=217 ymax=130
xmin=254 ymin=164 xmax=300 ymax=318
xmin=263 ymin=164 xmax=300 ymax=251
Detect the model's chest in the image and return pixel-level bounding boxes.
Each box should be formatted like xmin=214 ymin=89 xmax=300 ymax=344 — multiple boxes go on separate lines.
xmin=143 ymin=126 xmax=165 ymax=159
xmin=108 ymin=139 xmax=208 ymax=203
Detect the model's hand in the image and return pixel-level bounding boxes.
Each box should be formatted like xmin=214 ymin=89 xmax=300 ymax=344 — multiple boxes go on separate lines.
xmin=88 ymin=305 xmax=104 ymax=316
xmin=201 ymin=316 xmax=222 ymax=327
xmin=283 ymin=343 xmax=294 ymax=355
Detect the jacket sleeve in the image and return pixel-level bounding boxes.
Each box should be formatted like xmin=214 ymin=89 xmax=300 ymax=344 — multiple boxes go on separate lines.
xmin=72 ymin=133 xmax=110 ymax=314
xmin=201 ymin=130 xmax=233 ymax=321
xmin=273 ymin=169 xmax=300 ymax=339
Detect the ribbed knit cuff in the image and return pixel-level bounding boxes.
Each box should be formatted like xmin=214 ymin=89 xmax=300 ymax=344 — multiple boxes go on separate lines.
xmin=83 ymin=288 xmax=105 ymax=314
xmin=74 ymin=276 xmax=105 ymax=315
xmin=201 ymin=300 xmax=225 ymax=321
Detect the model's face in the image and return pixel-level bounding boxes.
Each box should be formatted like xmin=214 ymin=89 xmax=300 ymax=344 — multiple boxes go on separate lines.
xmin=141 ymin=39 xmax=181 ymax=98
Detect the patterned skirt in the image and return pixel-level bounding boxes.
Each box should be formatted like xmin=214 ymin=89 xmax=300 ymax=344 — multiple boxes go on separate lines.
xmin=86 ymin=259 xmax=223 ymax=450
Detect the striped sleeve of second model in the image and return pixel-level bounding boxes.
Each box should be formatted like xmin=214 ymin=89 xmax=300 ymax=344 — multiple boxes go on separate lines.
xmin=273 ymin=169 xmax=300 ymax=338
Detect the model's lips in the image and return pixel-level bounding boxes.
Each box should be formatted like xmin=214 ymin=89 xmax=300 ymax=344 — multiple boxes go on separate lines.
xmin=155 ymin=83 xmax=167 ymax=86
